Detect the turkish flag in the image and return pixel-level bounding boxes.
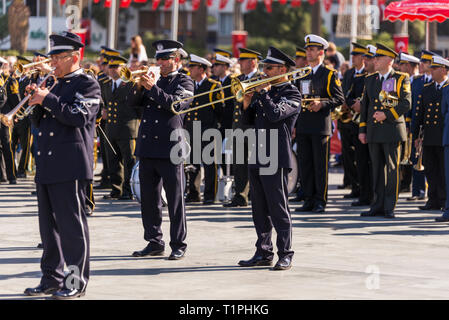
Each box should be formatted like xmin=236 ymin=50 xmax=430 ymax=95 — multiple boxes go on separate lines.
xmin=246 ymin=0 xmax=257 ymax=10
xmin=323 ymin=0 xmax=332 ymax=11
xmin=207 ymin=0 xmax=213 ymax=6
xmin=60 ymin=0 xmax=66 ymax=4
xmin=104 ymin=0 xmax=111 ymax=7
xmin=291 ymin=0 xmax=301 ymax=7
xmin=192 ymin=0 xmax=201 ymax=10
xmin=308 ymin=0 xmax=318 ymax=4
xmin=279 ymin=0 xmax=287 ymax=4
xmin=134 ymin=0 xmax=148 ymax=2
xmin=219 ymin=0 xmax=228 ymax=9
xmin=179 ymin=0 xmax=186 ymax=3
xmin=164 ymin=0 xmax=173 ymax=9
xmin=264 ymin=0 xmax=272 ymax=12
xmin=152 ymin=0 xmax=161 ymax=9
xmin=120 ymin=0 xmax=132 ymax=7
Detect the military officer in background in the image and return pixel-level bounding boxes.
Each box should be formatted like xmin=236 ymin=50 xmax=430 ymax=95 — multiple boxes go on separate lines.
xmin=359 ymin=43 xmax=411 ymax=219
xmin=102 ymin=55 xmax=143 ymax=200
xmin=406 ymin=50 xmax=434 ymax=201
xmin=184 ymin=54 xmax=224 ymax=204
xmin=397 ymin=52 xmax=421 ymax=196
xmin=339 ymin=43 xmax=368 ymax=203
xmin=224 ymin=47 xmax=262 ymax=208
xmin=295 ymin=34 xmax=345 ymax=213
xmin=412 ymin=55 xmax=448 ymax=211
xmin=0 ymin=57 xmax=21 ymax=184
xmin=211 ymin=48 xmax=232 ymax=80
xmin=23 ymin=31 xmax=100 ymax=299
xmin=294 ymin=47 xmax=308 ymax=69
xmin=132 ymin=40 xmax=194 ymax=260
xmin=238 ymin=46 xmax=301 ymax=271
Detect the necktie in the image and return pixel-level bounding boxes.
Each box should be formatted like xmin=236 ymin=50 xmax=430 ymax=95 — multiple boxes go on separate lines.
xmin=112 ymin=81 xmax=117 ymax=92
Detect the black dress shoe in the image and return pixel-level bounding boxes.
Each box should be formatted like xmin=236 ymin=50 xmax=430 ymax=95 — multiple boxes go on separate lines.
xmin=103 ymin=193 xmax=121 ymax=200
xmin=24 ymin=283 xmax=61 ymax=296
xmin=273 ymin=256 xmax=292 ymax=271
xmin=203 ymin=199 xmax=216 ymax=205
xmin=295 ymin=202 xmax=314 ymax=212
xmin=16 ymin=173 xmax=26 ymax=178
xmin=360 ymin=210 xmax=384 ymax=217
xmin=94 ymin=183 xmax=112 ymax=190
xmin=435 ymin=215 xmax=449 ymax=222
xmin=419 ymin=204 xmax=441 ymax=211
xmin=9 ymin=179 xmax=17 ymax=185
xmin=51 ymin=288 xmax=85 ymax=300
xmin=31 ymin=191 xmax=37 ymax=196
xmin=168 ymin=249 xmax=186 ymax=260
xmin=337 ymin=184 xmax=350 ymax=190
xmin=351 ymin=200 xmax=370 ymax=207
xmin=185 ymin=194 xmax=201 ymax=203
xmin=312 ymin=203 xmax=325 ymax=213
xmin=290 ymin=196 xmax=305 ymax=202
xmin=238 ymin=255 xmax=273 ymax=267
xmin=223 ymin=199 xmax=247 ymax=207
xmin=384 ymin=210 xmax=395 ymax=219
xmin=37 ymin=243 xmax=43 ymax=248
xmin=132 ymin=244 xmax=164 ymax=257
xmin=407 ymin=196 xmax=419 ymax=201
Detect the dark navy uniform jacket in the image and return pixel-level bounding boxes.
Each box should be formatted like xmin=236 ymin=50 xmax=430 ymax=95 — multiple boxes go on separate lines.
xmin=442 ymin=85 xmax=449 ymax=147
xmin=31 ymin=68 xmax=101 ymax=184
xmin=135 ymin=71 xmax=194 ymax=159
xmin=243 ymin=82 xmax=301 ymax=170
xmin=409 ymin=75 xmax=426 ymax=133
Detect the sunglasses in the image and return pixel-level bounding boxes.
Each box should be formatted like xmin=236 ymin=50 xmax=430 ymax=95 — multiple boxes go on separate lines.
xmin=263 ymin=65 xmax=282 ymax=70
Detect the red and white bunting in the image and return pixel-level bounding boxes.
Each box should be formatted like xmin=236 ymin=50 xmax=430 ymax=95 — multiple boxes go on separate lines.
xmin=264 ymin=0 xmax=272 ymax=12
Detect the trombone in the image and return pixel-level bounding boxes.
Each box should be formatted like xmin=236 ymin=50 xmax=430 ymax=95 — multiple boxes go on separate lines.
xmin=170 ymin=66 xmax=312 ymax=115
xmin=0 ymin=68 xmax=57 ymax=127
xmin=119 ymin=66 xmax=149 ymax=83
xmin=13 ymin=58 xmax=52 ymax=77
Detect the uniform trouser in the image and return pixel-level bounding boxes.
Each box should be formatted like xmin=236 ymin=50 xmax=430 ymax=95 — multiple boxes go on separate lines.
xmin=187 ymin=163 xmax=218 ymax=201
xmin=410 ymin=143 xmax=426 ymax=197
xmin=297 ymin=134 xmax=330 ymax=207
xmin=139 ymin=158 xmax=187 ymax=252
xmin=354 ymin=140 xmax=373 ymax=203
xmin=423 ymin=145 xmax=446 ymax=207
xmin=98 ymin=123 xmax=110 ymax=183
xmin=339 ymin=124 xmax=359 ymax=192
xmin=12 ymin=123 xmax=31 ymax=175
xmin=249 ymin=167 xmax=293 ymax=260
xmin=231 ymin=136 xmax=250 ymax=203
xmin=0 ymin=125 xmax=16 ymax=181
xmin=369 ymin=142 xmax=401 ymax=212
xmin=0 ymin=145 xmax=6 ymax=180
xmin=37 ymin=180 xmax=90 ymax=291
xmin=443 ymin=146 xmax=449 ymax=214
xmin=106 ymin=137 xmax=136 ymax=196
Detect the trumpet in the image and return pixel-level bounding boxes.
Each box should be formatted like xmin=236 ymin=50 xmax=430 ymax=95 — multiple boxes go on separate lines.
xmin=13 ymin=58 xmax=51 ymax=77
xmin=379 ymin=90 xmax=398 ymax=108
xmin=331 ymin=104 xmax=353 ymax=123
xmin=170 ymin=66 xmax=312 ymax=115
xmin=0 ymin=68 xmax=57 ymax=127
xmin=400 ymin=132 xmax=413 ymax=165
xmin=119 ymin=66 xmax=149 ymax=83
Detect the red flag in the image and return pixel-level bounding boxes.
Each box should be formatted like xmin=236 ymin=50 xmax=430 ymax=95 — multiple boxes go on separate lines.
xmin=152 ymin=0 xmax=161 ymax=9
xmin=308 ymin=0 xmax=318 ymax=4
xmin=291 ymin=0 xmax=301 ymax=7
xmin=207 ymin=0 xmax=213 ymax=6
xmin=164 ymin=0 xmax=173 ymax=9
xmin=104 ymin=0 xmax=111 ymax=7
xmin=323 ymin=0 xmax=332 ymax=11
xmin=60 ymin=0 xmax=66 ymax=5
xmin=263 ymin=0 xmax=272 ymax=12
xmin=179 ymin=0 xmax=186 ymax=3
xmin=236 ymin=0 xmax=244 ymax=3
xmin=134 ymin=0 xmax=148 ymax=2
xmin=279 ymin=0 xmax=288 ymax=4
xmin=192 ymin=0 xmax=201 ymax=10
xmin=93 ymin=0 xmax=101 ymax=3
xmin=219 ymin=0 xmax=228 ymax=9
xmin=120 ymin=0 xmax=132 ymax=7
xmin=246 ymin=0 xmax=257 ymax=10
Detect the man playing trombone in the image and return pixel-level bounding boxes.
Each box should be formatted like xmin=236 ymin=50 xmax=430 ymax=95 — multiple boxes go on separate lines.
xmin=238 ymin=46 xmax=301 ymax=271
xmin=23 ymin=31 xmax=100 ymax=299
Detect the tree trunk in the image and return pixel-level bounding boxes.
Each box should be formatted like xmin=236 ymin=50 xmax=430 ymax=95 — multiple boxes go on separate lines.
xmin=192 ymin=0 xmax=208 ymax=49
xmin=8 ymin=0 xmax=30 ymax=54
xmin=311 ymin=1 xmax=321 ymax=36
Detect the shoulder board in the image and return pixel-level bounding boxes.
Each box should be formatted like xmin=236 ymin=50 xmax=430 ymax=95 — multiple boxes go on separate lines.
xmin=103 ymin=78 xmax=112 ymax=84
xmin=355 ymin=73 xmax=367 ymax=78
xmin=394 ymin=71 xmax=408 ymax=78
xmin=423 ymin=82 xmax=433 ymax=87
xmin=366 ymin=72 xmax=378 ymax=78
xmin=229 ymin=74 xmax=239 ymax=79
xmin=207 ymin=78 xmax=220 ymax=85
xmin=325 ymin=65 xmax=337 ymax=73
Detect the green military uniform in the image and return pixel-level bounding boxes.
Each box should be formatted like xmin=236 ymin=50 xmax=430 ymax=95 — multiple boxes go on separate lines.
xmin=102 ymin=56 xmax=143 ymax=199
xmin=359 ymin=44 xmax=411 ymax=217
xmin=184 ymin=75 xmax=224 ymax=203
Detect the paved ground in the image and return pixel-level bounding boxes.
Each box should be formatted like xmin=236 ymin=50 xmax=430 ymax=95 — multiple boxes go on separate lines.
xmin=1 ymin=165 xmax=449 ymax=300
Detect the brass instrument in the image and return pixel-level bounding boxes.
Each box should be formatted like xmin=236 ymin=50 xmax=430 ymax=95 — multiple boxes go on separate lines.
xmin=379 ymin=90 xmax=399 ymax=108
xmin=170 ymin=66 xmax=312 ymax=115
xmin=0 ymin=68 xmax=57 ymax=127
xmin=331 ymin=104 xmax=353 ymax=123
xmin=414 ymin=126 xmax=424 ymax=171
xmin=84 ymin=67 xmax=98 ymax=77
xmin=13 ymin=58 xmax=52 ymax=77
xmin=119 ymin=66 xmax=149 ymax=83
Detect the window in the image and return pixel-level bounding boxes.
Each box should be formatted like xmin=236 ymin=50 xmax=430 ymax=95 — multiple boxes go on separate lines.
xmin=219 ymin=13 xmax=233 ymax=36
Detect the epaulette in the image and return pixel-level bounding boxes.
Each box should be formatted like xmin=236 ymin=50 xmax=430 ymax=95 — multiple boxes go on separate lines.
xmin=229 ymin=74 xmax=239 ymax=79
xmin=442 ymin=82 xmax=449 ymax=89
xmin=208 ymin=78 xmax=221 ymax=85
xmin=424 ymin=82 xmax=434 ymax=87
xmin=355 ymin=72 xmax=367 ymax=78
xmin=366 ymin=72 xmax=378 ymax=78
xmin=102 ymin=78 xmax=112 ymax=84
xmin=394 ymin=71 xmax=408 ymax=77
xmin=325 ymin=65 xmax=337 ymax=73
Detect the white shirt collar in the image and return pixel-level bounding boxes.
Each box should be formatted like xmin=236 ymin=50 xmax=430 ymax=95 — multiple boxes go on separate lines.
xmin=219 ymin=74 xmax=229 ymax=83
xmin=436 ymin=78 xmax=447 ymax=88
xmin=196 ymin=75 xmax=207 ymax=87
xmin=312 ymin=64 xmax=321 ymax=74
xmin=355 ymin=66 xmax=364 ymax=74
xmin=245 ymin=69 xmax=258 ymax=79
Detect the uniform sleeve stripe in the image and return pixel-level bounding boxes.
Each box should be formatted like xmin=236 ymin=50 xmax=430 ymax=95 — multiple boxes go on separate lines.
xmin=327 ymin=71 xmax=333 ymax=97
xmin=359 ymin=122 xmax=367 ymax=127
xmin=390 ymin=107 xmax=399 ymax=120
xmin=397 ymin=74 xmax=405 ymax=97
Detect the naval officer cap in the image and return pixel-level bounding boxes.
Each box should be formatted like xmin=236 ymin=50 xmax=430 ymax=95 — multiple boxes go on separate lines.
xmin=152 ymin=39 xmax=183 ymax=59
xmin=16 ymin=55 xmax=32 ymax=64
xmin=100 ymin=46 xmax=120 ymax=58
xmin=398 ymin=52 xmax=420 ymax=65
xmin=420 ymin=50 xmax=436 ymax=63
xmin=375 ymin=43 xmax=398 ymax=59
xmin=47 ymin=31 xmax=85 ymax=56
xmin=179 ymin=48 xmax=189 ymax=59
xmin=188 ymin=54 xmax=212 ymax=68
xmin=261 ymin=46 xmax=295 ymax=67
xmin=33 ymin=51 xmax=49 ymax=58
xmin=363 ymin=44 xmax=377 ymax=58
xmin=213 ymin=48 xmax=232 ymax=58
xmin=351 ymin=42 xmax=367 ymax=55
xmin=108 ymin=55 xmax=128 ymax=67
xmin=214 ymin=54 xmax=233 ymax=66
xmin=238 ymin=48 xmax=262 ymax=60
xmin=431 ymin=55 xmax=449 ymax=69
xmin=295 ymin=47 xmax=306 ymax=58
xmin=304 ymin=34 xmax=329 ymax=50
